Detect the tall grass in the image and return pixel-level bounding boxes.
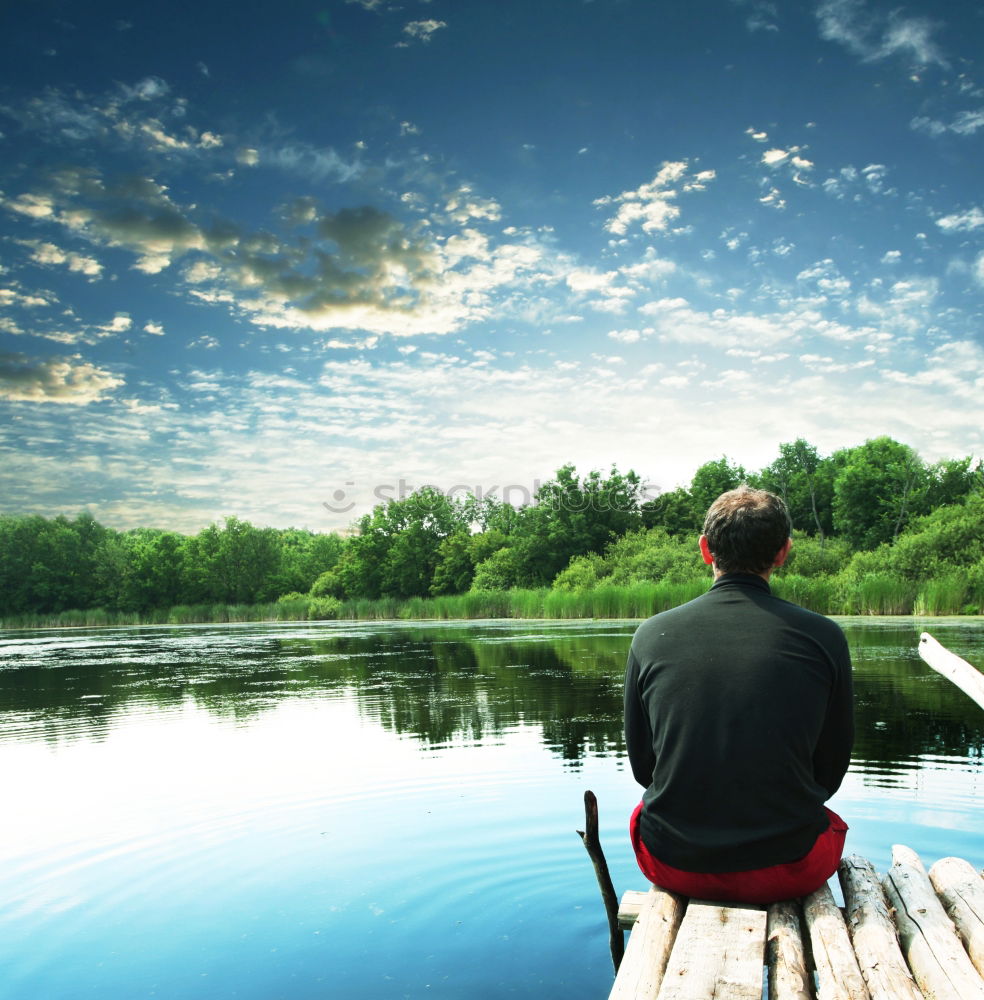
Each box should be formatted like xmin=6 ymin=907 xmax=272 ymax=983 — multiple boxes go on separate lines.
xmin=3 ymin=572 xmax=980 ymax=631
xmin=914 ymin=574 xmax=969 ymax=616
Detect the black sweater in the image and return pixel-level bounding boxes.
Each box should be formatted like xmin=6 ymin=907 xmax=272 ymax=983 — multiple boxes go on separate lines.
xmin=624 ymin=573 xmax=854 ymax=873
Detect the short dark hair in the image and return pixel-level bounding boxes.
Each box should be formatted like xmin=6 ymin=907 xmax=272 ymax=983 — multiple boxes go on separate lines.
xmin=702 ymin=486 xmax=791 ymax=574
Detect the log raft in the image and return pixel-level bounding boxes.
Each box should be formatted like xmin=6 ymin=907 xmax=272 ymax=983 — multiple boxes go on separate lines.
xmin=609 ymin=847 xmax=984 ymax=1000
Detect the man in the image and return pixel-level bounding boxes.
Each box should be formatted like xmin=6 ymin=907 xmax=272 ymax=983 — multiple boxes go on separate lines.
xmin=624 ymin=486 xmax=854 ymax=903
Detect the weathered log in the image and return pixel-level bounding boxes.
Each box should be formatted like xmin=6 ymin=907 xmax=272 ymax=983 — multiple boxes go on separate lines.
xmin=837 ymin=854 xmax=924 ymax=1000
xmin=918 ymin=632 xmax=984 ymax=711
xmin=803 ymin=883 xmax=870 ymax=1000
xmin=929 ymin=855 xmax=984 ymax=978
xmin=577 ymin=790 xmax=625 ymax=971
xmin=656 ymin=901 xmax=767 ymax=1000
xmin=608 ymin=886 xmax=685 ymax=1000
xmin=882 ymin=844 xmax=984 ymax=1000
xmin=766 ymin=900 xmax=812 ymax=1000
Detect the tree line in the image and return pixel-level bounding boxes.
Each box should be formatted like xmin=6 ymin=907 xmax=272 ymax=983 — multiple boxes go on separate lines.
xmin=1 ymin=436 xmax=981 ymax=620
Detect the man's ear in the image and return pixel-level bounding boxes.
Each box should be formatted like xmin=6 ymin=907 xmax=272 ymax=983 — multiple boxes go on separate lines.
xmin=699 ymin=534 xmax=715 ymax=566
xmin=773 ymin=537 xmax=793 ymax=568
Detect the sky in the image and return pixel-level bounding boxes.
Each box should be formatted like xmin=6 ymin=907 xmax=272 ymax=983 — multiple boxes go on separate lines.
xmin=1 ymin=0 xmax=982 ymax=534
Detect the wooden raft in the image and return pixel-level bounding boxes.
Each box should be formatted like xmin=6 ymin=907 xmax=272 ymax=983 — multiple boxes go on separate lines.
xmin=609 ymin=846 xmax=984 ymax=1000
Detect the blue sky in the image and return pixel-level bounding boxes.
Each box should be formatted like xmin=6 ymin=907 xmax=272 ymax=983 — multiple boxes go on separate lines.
xmin=1 ymin=0 xmax=982 ymax=532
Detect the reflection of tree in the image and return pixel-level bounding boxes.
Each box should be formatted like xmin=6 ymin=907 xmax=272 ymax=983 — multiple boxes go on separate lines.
xmin=1 ymin=623 xmax=982 ymax=775
xmin=846 ymin=622 xmax=984 ymax=780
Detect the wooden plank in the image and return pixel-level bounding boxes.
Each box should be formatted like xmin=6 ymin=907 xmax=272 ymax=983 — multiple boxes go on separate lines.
xmin=918 ymin=632 xmax=984 ymax=711
xmin=882 ymin=844 xmax=984 ymax=1000
xmin=655 ymin=901 xmax=767 ymax=1000
xmin=619 ymin=889 xmax=652 ymax=930
xmin=766 ymin=900 xmax=812 ymax=1000
xmin=929 ymin=856 xmax=984 ymax=979
xmin=608 ymin=887 xmax=686 ymax=1000
xmin=837 ymin=855 xmax=924 ymax=1000
xmin=803 ymin=883 xmax=870 ymax=1000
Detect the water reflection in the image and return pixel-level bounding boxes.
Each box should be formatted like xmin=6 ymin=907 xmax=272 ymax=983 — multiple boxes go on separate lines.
xmin=1 ymin=620 xmax=982 ymax=777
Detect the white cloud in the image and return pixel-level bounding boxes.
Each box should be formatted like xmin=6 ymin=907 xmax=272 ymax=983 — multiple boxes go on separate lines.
xmin=0 ymin=352 xmax=123 ymax=403
xmin=936 ymin=207 xmax=984 ymax=232
xmin=817 ymin=0 xmax=947 ymax=68
xmin=23 ymin=240 xmax=103 ymax=278
xmin=400 ymin=19 xmax=447 ymax=44
xmin=912 ymin=109 xmax=984 ymax=137
xmin=596 ymin=161 xmax=715 ymax=236
xmin=144 ymin=321 xmax=165 ymax=336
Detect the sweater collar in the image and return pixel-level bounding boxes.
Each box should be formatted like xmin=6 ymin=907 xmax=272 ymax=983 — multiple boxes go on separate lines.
xmin=710 ymin=572 xmax=772 ymax=594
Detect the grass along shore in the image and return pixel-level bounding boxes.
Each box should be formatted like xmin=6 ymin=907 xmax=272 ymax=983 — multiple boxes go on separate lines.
xmin=1 ymin=572 xmax=980 ymax=630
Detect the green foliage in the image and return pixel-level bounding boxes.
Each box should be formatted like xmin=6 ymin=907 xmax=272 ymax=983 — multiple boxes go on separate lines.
xmin=307 ymin=596 xmax=342 ymax=620
xmin=553 ymin=528 xmax=706 ymax=591
xmin=2 ymin=442 xmax=982 ymax=626
xmin=688 ymin=456 xmax=747 ymax=516
xmin=783 ymin=534 xmax=851 ymax=577
xmin=832 ymin=437 xmax=930 ymax=549
xmin=640 ymin=487 xmax=699 ymax=534
xmin=759 ymin=439 xmax=835 ymax=539
xmin=471 ymin=546 xmax=527 ymax=591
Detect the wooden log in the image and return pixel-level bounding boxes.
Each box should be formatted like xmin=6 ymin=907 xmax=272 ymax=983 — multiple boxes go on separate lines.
xmin=766 ymin=900 xmax=812 ymax=1000
xmin=803 ymin=883 xmax=870 ymax=1000
xmin=656 ymin=901 xmax=767 ymax=1000
xmin=837 ymin=854 xmax=924 ymax=1000
xmin=918 ymin=632 xmax=984 ymax=711
xmin=608 ymin=886 xmax=685 ymax=1000
xmin=929 ymin=856 xmax=984 ymax=978
xmin=618 ymin=889 xmax=651 ymax=930
xmin=882 ymin=844 xmax=984 ymax=1000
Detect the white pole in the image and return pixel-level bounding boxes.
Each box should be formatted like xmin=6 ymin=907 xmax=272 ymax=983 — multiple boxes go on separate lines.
xmin=918 ymin=632 xmax=984 ymax=711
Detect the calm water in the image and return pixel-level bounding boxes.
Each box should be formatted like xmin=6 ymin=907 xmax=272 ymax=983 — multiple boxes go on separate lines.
xmin=1 ymin=617 xmax=982 ymax=999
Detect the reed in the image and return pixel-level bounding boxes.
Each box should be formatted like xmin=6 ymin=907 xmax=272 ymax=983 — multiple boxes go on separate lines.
xmin=848 ymin=574 xmax=916 ymax=615
xmin=914 ymin=574 xmax=968 ymax=616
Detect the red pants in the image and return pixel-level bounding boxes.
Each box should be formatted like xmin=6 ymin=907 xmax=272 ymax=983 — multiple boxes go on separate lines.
xmin=630 ymin=803 xmax=848 ymax=904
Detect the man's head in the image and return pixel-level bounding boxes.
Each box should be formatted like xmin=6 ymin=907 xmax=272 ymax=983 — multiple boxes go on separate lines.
xmin=699 ymin=486 xmax=792 ymax=577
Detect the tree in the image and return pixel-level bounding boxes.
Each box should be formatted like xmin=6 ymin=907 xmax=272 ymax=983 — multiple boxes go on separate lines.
xmin=688 ymin=457 xmax=747 ymax=517
xmin=184 ymin=517 xmax=281 ymax=604
xmin=759 ymin=439 xmax=834 ymax=543
xmin=335 ymin=487 xmax=472 ymax=599
xmin=430 ymin=529 xmax=509 ymax=595
xmin=506 ymin=465 xmax=644 ymax=585
xmin=640 ymin=488 xmax=699 ymax=535
xmin=832 ymin=437 xmax=930 ymax=549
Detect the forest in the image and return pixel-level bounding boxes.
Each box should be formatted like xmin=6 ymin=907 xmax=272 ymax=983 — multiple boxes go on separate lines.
xmin=1 ymin=435 xmax=982 ymax=627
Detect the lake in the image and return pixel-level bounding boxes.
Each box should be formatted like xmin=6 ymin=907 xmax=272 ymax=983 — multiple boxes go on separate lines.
xmin=1 ymin=617 xmax=982 ymax=999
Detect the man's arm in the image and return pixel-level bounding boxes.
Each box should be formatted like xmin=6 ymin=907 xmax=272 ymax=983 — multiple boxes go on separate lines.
xmin=813 ymin=630 xmax=855 ymax=797
xmin=624 ymin=647 xmax=656 ymax=788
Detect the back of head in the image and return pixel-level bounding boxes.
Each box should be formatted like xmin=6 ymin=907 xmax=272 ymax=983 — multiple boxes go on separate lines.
xmin=702 ymin=486 xmax=791 ymax=574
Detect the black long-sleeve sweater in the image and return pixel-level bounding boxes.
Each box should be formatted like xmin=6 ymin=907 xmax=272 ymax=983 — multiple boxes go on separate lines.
xmin=624 ymin=573 xmax=854 ymax=873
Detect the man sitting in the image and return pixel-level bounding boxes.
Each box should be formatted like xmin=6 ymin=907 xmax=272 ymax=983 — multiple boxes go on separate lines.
xmin=624 ymin=486 xmax=854 ymax=903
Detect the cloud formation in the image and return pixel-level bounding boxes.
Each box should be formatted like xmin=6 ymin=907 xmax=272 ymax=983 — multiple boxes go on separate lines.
xmin=595 ymin=162 xmax=715 ymax=236
xmin=0 ymin=352 xmax=123 ymax=403
xmin=817 ymin=0 xmax=947 ymax=67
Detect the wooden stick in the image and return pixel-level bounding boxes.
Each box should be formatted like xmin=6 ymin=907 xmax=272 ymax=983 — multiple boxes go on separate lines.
xmin=882 ymin=844 xmax=984 ymax=1000
xmin=929 ymin=856 xmax=984 ymax=978
xmin=803 ymin=883 xmax=870 ymax=999
xmin=918 ymin=632 xmax=984 ymax=711
xmin=837 ymin=854 xmax=924 ymax=1000
xmin=577 ymin=790 xmax=625 ymax=971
